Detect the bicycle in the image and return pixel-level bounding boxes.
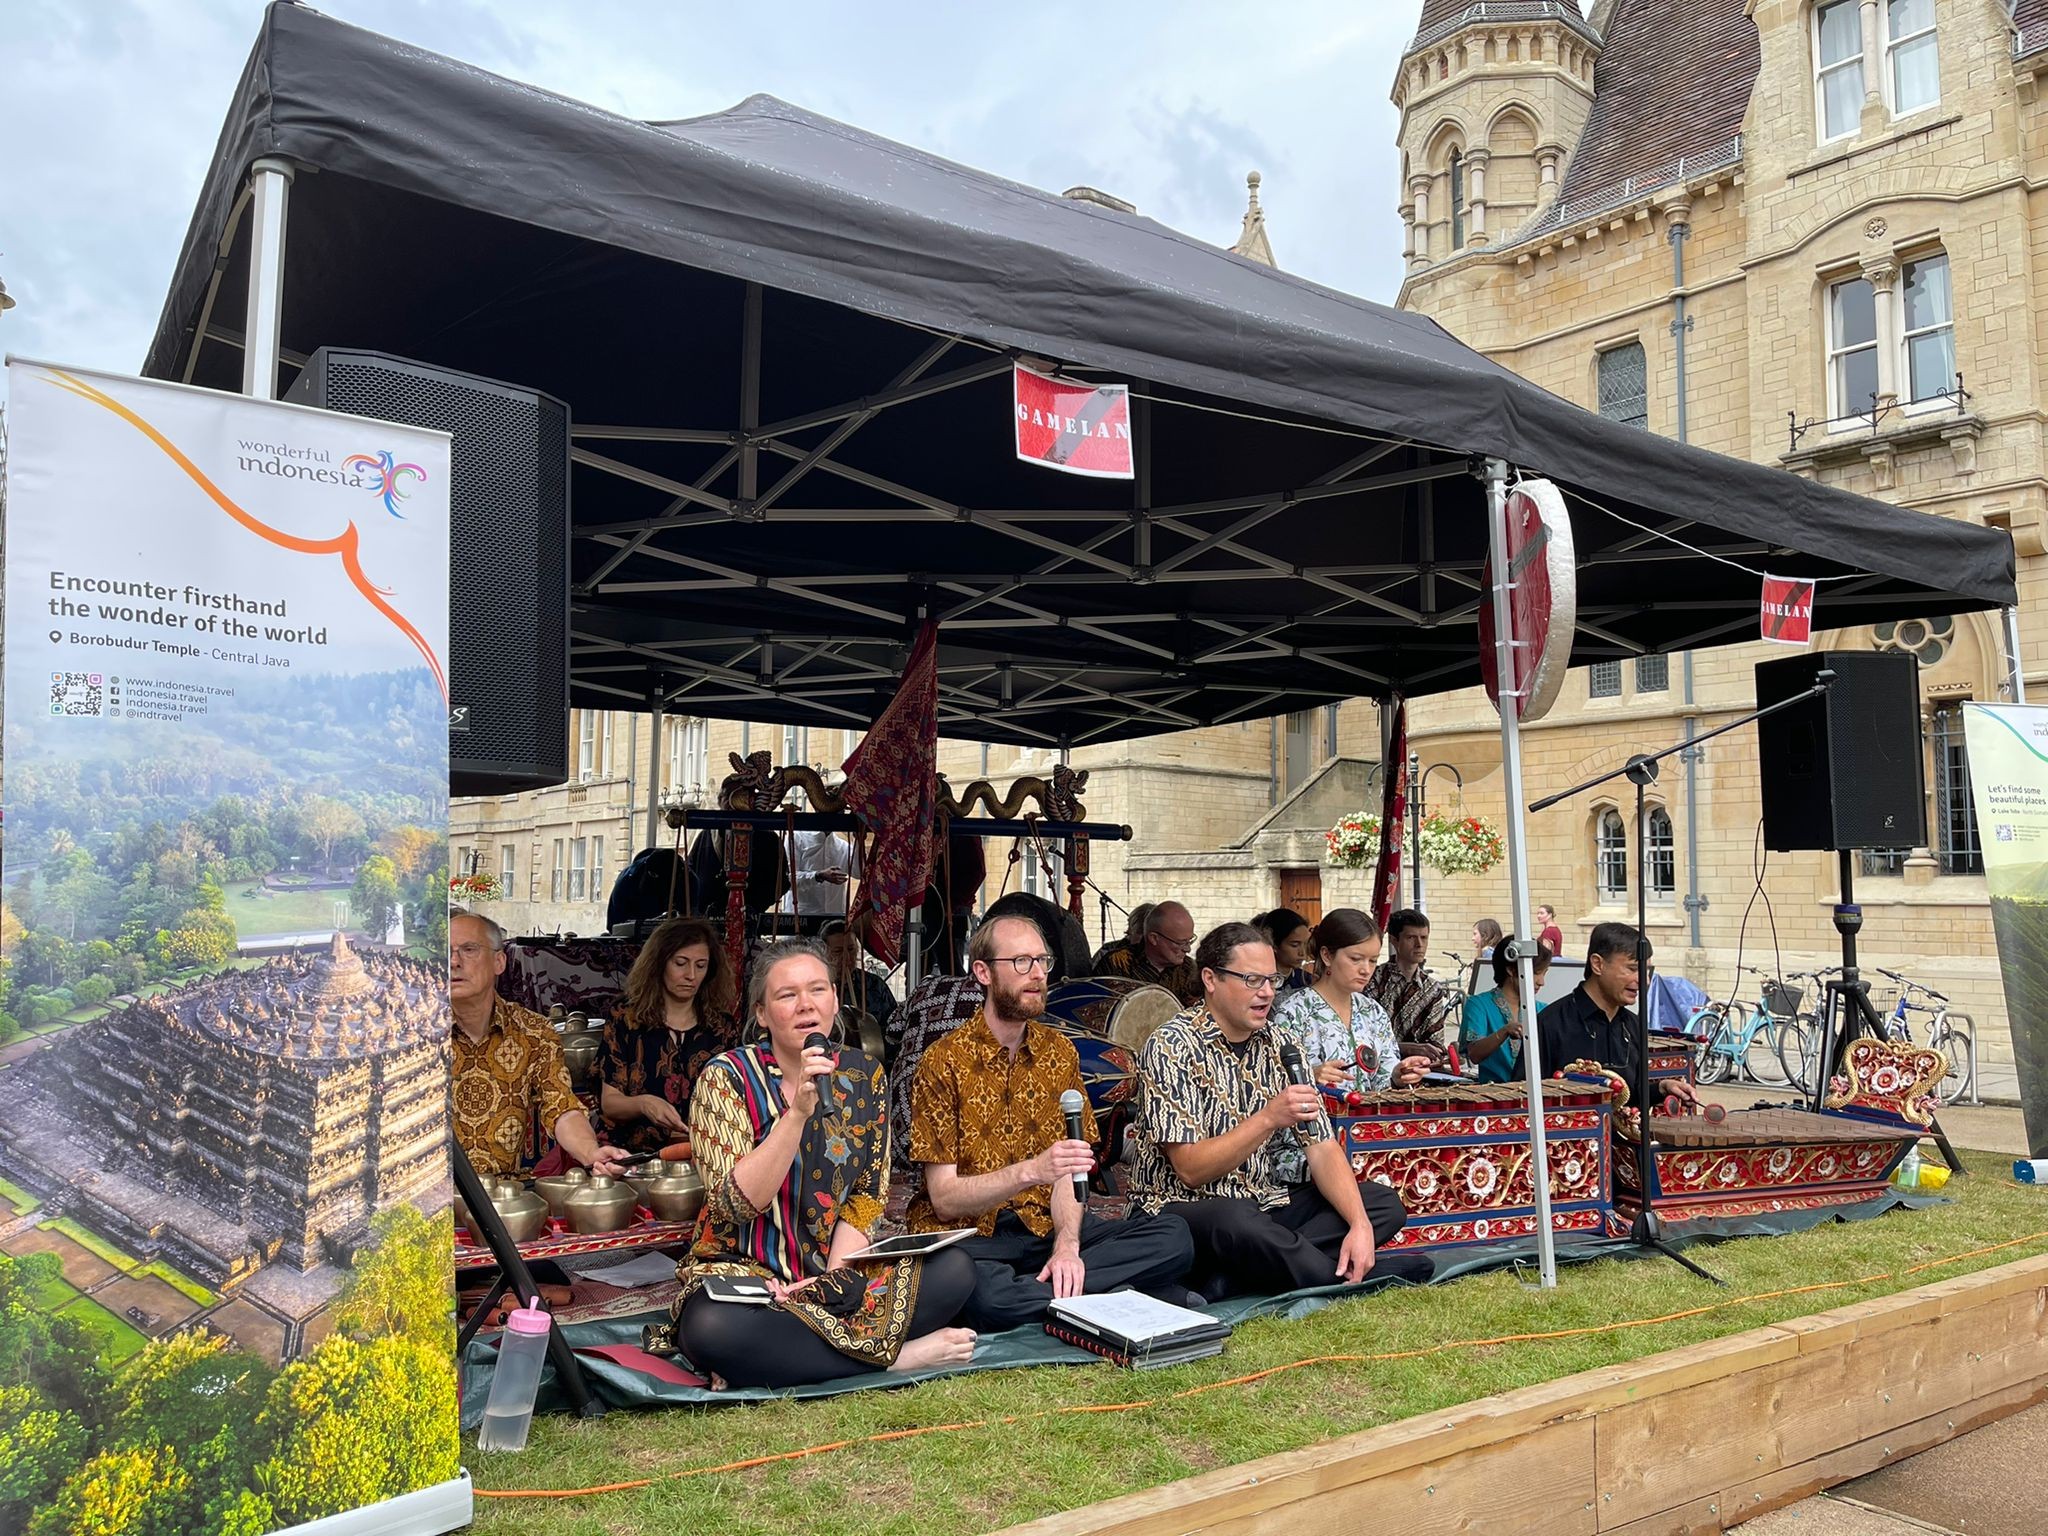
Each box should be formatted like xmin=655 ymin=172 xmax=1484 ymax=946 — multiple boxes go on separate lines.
xmin=1686 ymin=967 xmax=1799 ymax=1088
xmin=1765 ymin=968 xmax=1835 ymax=1097
xmin=1873 ymin=968 xmax=1975 ymax=1106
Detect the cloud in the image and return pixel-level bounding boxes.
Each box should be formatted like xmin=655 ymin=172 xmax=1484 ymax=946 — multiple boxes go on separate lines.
xmin=0 ymin=0 xmax=1415 ymax=394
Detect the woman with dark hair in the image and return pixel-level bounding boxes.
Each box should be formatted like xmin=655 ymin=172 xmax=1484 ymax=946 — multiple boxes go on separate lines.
xmin=1467 ymin=918 xmax=1504 ymax=994
xmin=597 ymin=916 xmax=742 ymax=1154
xmin=1253 ymin=907 xmax=1314 ymax=994
xmin=1271 ymin=909 xmax=1432 ymax=1094
xmin=1458 ymin=937 xmax=1552 ymax=1085
xmin=672 ymin=940 xmax=976 ymax=1388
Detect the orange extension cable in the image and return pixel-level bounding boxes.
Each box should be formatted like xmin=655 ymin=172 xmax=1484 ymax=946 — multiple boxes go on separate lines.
xmin=473 ymin=1227 xmax=2048 ymax=1502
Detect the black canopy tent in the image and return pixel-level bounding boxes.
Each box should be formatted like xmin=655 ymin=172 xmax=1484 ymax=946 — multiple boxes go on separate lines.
xmin=144 ymin=3 xmax=2015 ymax=751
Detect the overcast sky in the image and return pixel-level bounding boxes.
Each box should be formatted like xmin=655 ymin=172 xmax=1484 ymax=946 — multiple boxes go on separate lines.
xmin=0 ymin=0 xmax=1414 ymax=396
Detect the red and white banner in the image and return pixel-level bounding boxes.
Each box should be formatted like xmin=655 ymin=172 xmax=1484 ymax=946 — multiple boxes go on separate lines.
xmin=1761 ymin=574 xmax=1816 ymax=645
xmin=1013 ymin=364 xmax=1134 ymax=479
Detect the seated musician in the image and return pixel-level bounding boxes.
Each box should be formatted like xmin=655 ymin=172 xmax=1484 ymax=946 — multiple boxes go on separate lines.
xmin=822 ymin=918 xmax=898 ymax=1036
xmin=1253 ymin=907 xmax=1315 ymax=994
xmin=1537 ymin=923 xmax=1696 ymax=1104
xmin=1090 ymin=902 xmax=1154 ymax=972
xmin=1459 ymin=937 xmax=1553 ymax=1085
xmin=674 ymin=939 xmax=976 ymax=1388
xmin=1095 ymin=899 xmax=1202 ymax=1006
xmin=1271 ymin=909 xmax=1432 ymax=1093
xmin=596 ymin=916 xmax=741 ymax=1155
xmin=910 ymin=915 xmax=1196 ymax=1331
xmin=1129 ymin=922 xmax=1419 ymax=1301
xmin=1362 ymin=909 xmax=1459 ymax=1063
xmin=449 ymin=908 xmax=628 ymax=1180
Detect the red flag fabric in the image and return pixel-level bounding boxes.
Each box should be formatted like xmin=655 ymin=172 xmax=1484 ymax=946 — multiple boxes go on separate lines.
xmin=1371 ymin=697 xmax=1408 ymax=929
xmin=842 ymin=623 xmax=941 ymax=966
xmin=1760 ymin=574 xmax=1815 ymax=645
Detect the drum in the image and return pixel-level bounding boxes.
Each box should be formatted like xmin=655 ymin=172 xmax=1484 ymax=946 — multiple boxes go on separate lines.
xmin=1042 ymin=977 xmax=1183 ymax=1118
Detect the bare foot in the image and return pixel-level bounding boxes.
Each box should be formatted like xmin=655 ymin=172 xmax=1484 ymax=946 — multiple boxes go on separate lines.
xmin=708 ymin=1373 xmax=729 ymax=1392
xmin=890 ymin=1327 xmax=977 ymax=1373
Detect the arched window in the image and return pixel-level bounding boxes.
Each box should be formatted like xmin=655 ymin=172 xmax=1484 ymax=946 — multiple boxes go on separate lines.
xmin=1449 ymin=149 xmax=1466 ymax=249
xmin=1645 ymin=808 xmax=1676 ymax=900
xmin=1596 ymin=810 xmax=1628 ymax=900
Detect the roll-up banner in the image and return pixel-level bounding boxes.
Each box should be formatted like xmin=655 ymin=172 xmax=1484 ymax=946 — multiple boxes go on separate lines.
xmin=0 ymin=360 xmax=468 ymax=1533
xmin=1961 ymin=702 xmax=2048 ymax=1159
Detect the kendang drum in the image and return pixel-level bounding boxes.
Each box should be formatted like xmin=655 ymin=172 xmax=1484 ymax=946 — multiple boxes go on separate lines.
xmin=1041 ymin=976 xmax=1180 ymax=1119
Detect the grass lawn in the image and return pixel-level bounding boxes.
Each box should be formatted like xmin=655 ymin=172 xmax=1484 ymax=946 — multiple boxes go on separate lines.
xmin=467 ymin=1148 xmax=2048 ymax=1536
xmin=226 ymin=878 xmax=354 ymax=935
xmin=45 ymin=1217 xmax=140 ymax=1271
xmin=28 ymin=1269 xmax=80 ymax=1311
xmin=0 ymin=1175 xmax=42 ymax=1215
xmin=57 ymin=1296 xmax=148 ymax=1364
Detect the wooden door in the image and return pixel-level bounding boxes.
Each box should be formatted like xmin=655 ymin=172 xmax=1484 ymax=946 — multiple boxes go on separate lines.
xmin=1279 ymin=866 xmax=1323 ymax=925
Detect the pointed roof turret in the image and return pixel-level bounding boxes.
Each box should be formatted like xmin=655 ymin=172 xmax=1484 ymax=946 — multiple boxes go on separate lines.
xmin=1229 ymin=171 xmax=1276 ymax=268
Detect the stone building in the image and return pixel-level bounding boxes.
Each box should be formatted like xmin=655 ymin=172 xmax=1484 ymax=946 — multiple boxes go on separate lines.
xmin=1385 ymin=0 xmax=2043 ymax=1093
xmin=0 ymin=935 xmax=448 ymax=1285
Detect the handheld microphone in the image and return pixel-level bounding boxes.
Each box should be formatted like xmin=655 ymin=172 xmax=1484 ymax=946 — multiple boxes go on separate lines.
xmin=802 ymin=1032 xmax=837 ymax=1115
xmin=1278 ymin=1041 xmax=1312 ymax=1088
xmin=1058 ymin=1088 xmax=1089 ymax=1204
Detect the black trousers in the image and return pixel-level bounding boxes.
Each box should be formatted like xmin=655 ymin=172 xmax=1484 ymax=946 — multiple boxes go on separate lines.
xmin=955 ymin=1209 xmax=1196 ymax=1332
xmin=1162 ymin=1179 xmax=1420 ymax=1299
xmin=676 ymin=1246 xmax=975 ymax=1389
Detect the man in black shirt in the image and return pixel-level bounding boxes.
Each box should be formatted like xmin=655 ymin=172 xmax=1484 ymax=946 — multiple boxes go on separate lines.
xmin=1538 ymin=923 xmax=1695 ymax=1105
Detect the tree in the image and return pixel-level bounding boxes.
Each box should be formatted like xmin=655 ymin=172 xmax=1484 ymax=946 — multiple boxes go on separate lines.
xmin=110 ymin=1331 xmax=269 ymax=1454
xmin=331 ymin=1206 xmax=454 ymax=1349
xmin=351 ymin=856 xmax=402 ymax=939
xmin=248 ymin=1335 xmax=458 ymax=1526
xmin=29 ymin=1444 xmax=192 ymax=1536
xmin=0 ymin=1252 xmax=108 ymax=1421
xmin=299 ymin=798 xmax=365 ymax=872
xmin=379 ymin=826 xmax=442 ymax=882
xmin=0 ymin=1387 xmax=89 ymax=1531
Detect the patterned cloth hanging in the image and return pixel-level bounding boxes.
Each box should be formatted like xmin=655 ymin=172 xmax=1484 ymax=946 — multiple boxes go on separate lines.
xmin=1371 ymin=694 xmax=1408 ymax=928
xmin=841 ymin=622 xmax=940 ymax=967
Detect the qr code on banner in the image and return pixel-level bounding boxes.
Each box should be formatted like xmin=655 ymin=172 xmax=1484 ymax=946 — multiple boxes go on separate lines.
xmin=49 ymin=671 xmax=104 ymax=717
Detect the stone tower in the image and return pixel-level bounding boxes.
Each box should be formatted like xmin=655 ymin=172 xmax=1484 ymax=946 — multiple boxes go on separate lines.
xmin=1392 ymin=0 xmax=1604 ymax=270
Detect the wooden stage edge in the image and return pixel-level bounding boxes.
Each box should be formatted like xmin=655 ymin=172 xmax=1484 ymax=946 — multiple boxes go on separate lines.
xmin=997 ymin=1252 xmax=2048 ymax=1536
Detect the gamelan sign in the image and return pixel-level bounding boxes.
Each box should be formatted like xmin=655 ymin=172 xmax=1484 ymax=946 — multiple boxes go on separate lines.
xmin=1962 ymin=702 xmax=2048 ymax=1159
xmin=0 ymin=361 xmax=465 ymax=1533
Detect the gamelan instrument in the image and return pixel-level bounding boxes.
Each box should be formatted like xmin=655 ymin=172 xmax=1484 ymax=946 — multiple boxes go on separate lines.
xmin=1611 ymin=1105 xmax=1917 ymax=1230
xmin=1041 ymin=976 xmax=1182 ymax=1166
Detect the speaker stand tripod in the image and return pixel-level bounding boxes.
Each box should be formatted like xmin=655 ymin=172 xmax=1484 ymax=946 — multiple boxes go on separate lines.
xmin=1806 ymin=850 xmax=1966 ymax=1174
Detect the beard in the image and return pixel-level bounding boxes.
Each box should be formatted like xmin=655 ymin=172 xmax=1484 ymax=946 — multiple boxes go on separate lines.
xmin=988 ymin=968 xmax=1045 ymax=1021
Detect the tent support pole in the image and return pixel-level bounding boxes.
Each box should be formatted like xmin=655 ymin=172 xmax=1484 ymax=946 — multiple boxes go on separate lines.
xmin=2005 ymin=604 xmax=2027 ymax=703
xmin=241 ymin=158 xmax=294 ymax=400
xmin=1482 ymin=456 xmax=1558 ymax=1289
xmin=647 ymin=689 xmax=666 ymax=851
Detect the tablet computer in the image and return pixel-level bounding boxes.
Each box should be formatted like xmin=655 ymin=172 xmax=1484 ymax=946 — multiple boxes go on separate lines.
xmin=699 ymin=1276 xmax=776 ymax=1306
xmin=843 ymin=1227 xmax=977 ymax=1263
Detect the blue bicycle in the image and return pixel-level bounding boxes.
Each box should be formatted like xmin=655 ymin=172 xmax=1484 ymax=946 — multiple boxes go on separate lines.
xmin=1688 ymin=966 xmax=1822 ymax=1088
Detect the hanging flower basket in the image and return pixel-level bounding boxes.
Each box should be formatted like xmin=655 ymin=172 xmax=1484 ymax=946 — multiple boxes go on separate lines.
xmin=449 ymin=871 xmax=504 ymax=902
xmin=1416 ymin=812 xmax=1505 ymax=877
xmin=1324 ymin=811 xmax=1383 ymax=870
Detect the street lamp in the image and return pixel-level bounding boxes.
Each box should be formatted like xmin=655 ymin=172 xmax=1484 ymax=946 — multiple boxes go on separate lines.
xmin=0 ymin=275 xmax=15 ymax=314
xmin=1407 ymin=753 xmax=1463 ymax=914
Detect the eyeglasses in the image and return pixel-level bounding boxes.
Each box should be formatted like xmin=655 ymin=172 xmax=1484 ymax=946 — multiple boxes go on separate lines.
xmin=1152 ymin=933 xmax=1194 ymax=953
xmin=451 ymin=942 xmax=492 ymax=961
xmin=990 ymin=954 xmax=1055 ymax=975
xmin=1214 ymin=967 xmax=1286 ymax=992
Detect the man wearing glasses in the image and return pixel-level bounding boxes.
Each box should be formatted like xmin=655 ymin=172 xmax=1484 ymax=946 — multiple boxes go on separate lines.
xmin=1129 ymin=922 xmax=1420 ymax=1301
xmin=449 ymin=907 xmax=628 ymax=1181
xmin=1095 ymin=899 xmax=1202 ymax=1005
xmin=909 ymin=915 xmax=1196 ymax=1330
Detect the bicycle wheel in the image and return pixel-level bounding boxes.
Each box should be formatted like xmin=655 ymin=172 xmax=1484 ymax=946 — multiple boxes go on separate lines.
xmin=1774 ymin=1015 xmax=1819 ymax=1097
xmin=1744 ymin=1018 xmax=1791 ymax=1087
xmin=1694 ymin=1010 xmax=1733 ymax=1085
xmin=1930 ymin=1022 xmax=1973 ymax=1106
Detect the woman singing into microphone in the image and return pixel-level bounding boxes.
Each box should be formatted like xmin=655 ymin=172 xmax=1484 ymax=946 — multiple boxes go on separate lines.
xmin=671 ymin=939 xmax=976 ymax=1388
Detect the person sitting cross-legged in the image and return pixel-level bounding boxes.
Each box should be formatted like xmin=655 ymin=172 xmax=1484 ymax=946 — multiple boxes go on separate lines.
xmin=1130 ymin=922 xmax=1429 ymax=1301
xmin=910 ymin=914 xmax=1196 ymax=1332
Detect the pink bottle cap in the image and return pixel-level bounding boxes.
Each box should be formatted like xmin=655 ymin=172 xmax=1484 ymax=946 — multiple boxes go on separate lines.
xmin=506 ymin=1296 xmax=552 ymax=1336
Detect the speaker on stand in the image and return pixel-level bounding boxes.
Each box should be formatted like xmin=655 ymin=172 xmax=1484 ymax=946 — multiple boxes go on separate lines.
xmin=285 ymin=349 xmax=571 ymax=796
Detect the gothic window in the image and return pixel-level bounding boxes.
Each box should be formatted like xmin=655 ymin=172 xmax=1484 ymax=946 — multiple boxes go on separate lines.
xmin=1449 ymin=150 xmax=1465 ymax=249
xmin=1636 ymin=654 xmax=1670 ymax=693
xmin=1597 ymin=342 xmax=1649 ymax=429
xmin=1645 ymin=808 xmax=1676 ymax=899
xmin=1814 ymin=0 xmax=1864 ymax=142
xmin=1900 ymin=252 xmax=1954 ymax=403
xmin=1596 ymin=810 xmax=1628 ymax=900
xmin=1827 ymin=274 xmax=1879 ymax=419
xmin=1886 ymin=0 xmax=1938 ymax=116
xmin=1590 ymin=661 xmax=1623 ymax=699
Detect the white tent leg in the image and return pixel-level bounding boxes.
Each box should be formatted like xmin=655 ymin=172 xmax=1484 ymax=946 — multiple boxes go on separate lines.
xmin=241 ymin=158 xmax=294 ymax=400
xmin=2005 ymin=605 xmax=2027 ymax=703
xmin=1484 ymin=457 xmax=1557 ymax=1288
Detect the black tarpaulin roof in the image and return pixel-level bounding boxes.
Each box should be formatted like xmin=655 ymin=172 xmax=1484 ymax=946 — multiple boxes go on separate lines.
xmin=142 ymin=3 xmax=2015 ymax=747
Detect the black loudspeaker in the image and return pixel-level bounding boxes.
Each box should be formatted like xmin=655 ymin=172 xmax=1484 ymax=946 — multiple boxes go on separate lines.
xmin=285 ymin=349 xmax=570 ymax=795
xmin=1756 ymin=650 xmax=1925 ymax=852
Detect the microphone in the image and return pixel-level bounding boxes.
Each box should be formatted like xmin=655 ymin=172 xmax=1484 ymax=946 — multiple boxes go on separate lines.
xmin=1278 ymin=1041 xmax=1312 ymax=1088
xmin=1059 ymin=1089 xmax=1089 ymax=1205
xmin=802 ymin=1032 xmax=836 ymax=1115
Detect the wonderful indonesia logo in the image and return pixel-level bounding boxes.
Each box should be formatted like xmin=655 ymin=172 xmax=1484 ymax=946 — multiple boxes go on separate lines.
xmin=235 ymin=439 xmax=427 ymax=517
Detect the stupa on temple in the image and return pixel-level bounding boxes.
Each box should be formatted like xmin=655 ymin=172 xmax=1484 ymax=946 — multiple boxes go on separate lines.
xmin=0 ymin=934 xmax=448 ymax=1285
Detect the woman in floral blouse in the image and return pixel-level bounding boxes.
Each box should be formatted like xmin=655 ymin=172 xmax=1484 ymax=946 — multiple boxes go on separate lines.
xmin=597 ymin=917 xmax=742 ymax=1154
xmin=671 ymin=940 xmax=976 ymax=1388
xmin=1271 ymin=909 xmax=1434 ymax=1095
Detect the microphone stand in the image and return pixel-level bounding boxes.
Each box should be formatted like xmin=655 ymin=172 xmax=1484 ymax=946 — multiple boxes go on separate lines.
xmin=1530 ymin=674 xmax=1834 ymax=1286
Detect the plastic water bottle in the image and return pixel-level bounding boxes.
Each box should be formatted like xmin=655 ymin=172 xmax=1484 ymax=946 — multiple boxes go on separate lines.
xmin=477 ymin=1296 xmax=551 ymax=1453
xmin=1891 ymin=1145 xmax=1922 ymax=1192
